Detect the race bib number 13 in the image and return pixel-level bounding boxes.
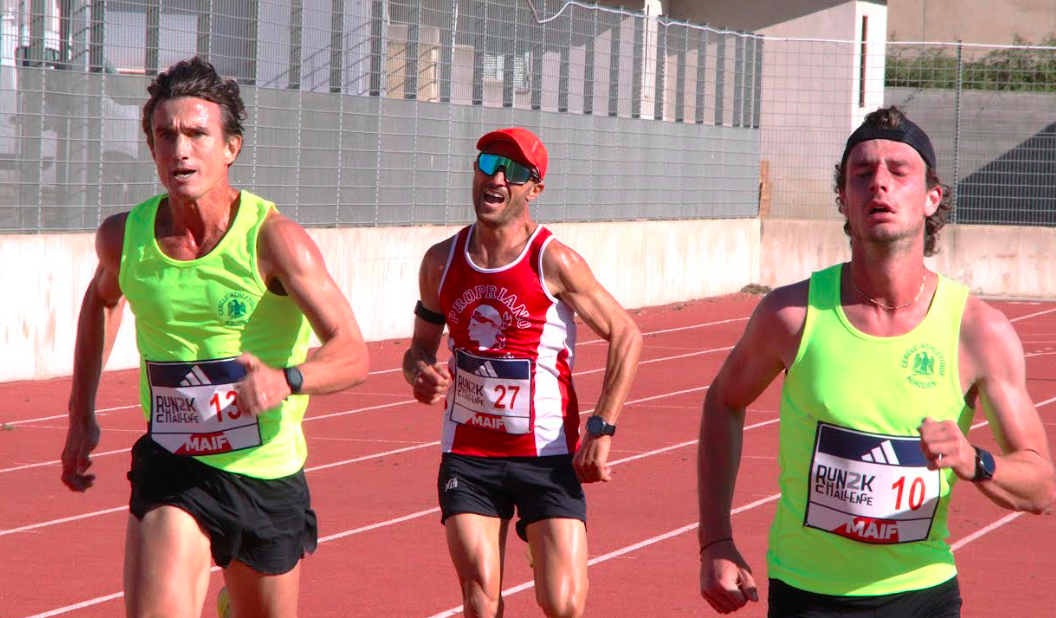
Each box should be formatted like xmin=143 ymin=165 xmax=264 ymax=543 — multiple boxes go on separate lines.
xmin=450 ymin=350 xmax=533 ymax=434
xmin=804 ymin=423 xmax=941 ymax=544
xmin=146 ymin=358 xmax=262 ymax=456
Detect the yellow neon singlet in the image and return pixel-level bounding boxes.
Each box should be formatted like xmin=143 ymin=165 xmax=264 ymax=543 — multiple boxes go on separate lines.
xmin=119 ymin=191 xmax=311 ymax=479
xmin=767 ymin=263 xmax=972 ymax=596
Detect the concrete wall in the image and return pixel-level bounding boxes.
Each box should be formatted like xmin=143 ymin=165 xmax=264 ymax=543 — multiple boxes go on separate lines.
xmin=758 ymin=2 xmax=888 ymax=219
xmin=1 ymin=218 xmax=760 ymax=383
xmin=760 ymin=218 xmax=1056 ymax=299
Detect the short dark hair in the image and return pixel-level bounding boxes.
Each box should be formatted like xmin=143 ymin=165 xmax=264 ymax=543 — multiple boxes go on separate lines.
xmin=833 ymin=106 xmax=952 ymax=257
xmin=141 ymin=56 xmax=246 ymax=149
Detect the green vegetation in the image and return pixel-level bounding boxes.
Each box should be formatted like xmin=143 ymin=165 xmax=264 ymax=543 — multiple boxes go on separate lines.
xmin=886 ymin=35 xmax=1056 ymax=92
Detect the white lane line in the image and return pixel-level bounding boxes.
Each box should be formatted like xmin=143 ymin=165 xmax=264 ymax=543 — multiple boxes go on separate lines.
xmin=10 ymin=382 xmax=740 ymax=618
xmin=5 ymin=317 xmax=742 ymax=427
xmin=1010 ymin=307 xmax=1056 ymax=323
xmin=1025 ymin=350 xmax=1056 ymax=358
xmin=318 ymin=507 xmax=442 ymax=543
xmin=21 ymin=592 xmax=127 ymax=618
xmin=576 ymin=346 xmax=733 ymax=376
xmin=1 ymin=348 xmax=725 ymax=476
xmin=18 ymin=505 xmax=445 ymax=618
xmin=6 ymin=403 xmax=140 ymax=427
xmin=581 ymin=316 xmax=749 ymax=346
xmin=0 ymin=506 xmax=129 ymax=538
xmin=0 ymin=382 xmax=717 ymax=537
xmin=423 ymin=494 xmax=783 ymax=618
xmin=0 ymin=447 xmax=133 ymax=474
xmin=305 ymin=442 xmax=441 ymax=473
xmin=950 ymin=512 xmax=1024 ymax=552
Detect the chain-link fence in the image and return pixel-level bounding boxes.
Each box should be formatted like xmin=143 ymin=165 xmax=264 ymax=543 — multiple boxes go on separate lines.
xmin=2 ymin=2 xmax=1053 ymax=233
xmin=0 ymin=0 xmax=763 ymax=232
xmin=760 ymin=38 xmax=1056 ymax=226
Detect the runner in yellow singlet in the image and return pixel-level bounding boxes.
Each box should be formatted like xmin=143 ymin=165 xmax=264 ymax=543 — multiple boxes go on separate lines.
xmin=61 ymin=57 xmax=369 ymax=618
xmin=696 ymin=106 xmax=1055 ymax=617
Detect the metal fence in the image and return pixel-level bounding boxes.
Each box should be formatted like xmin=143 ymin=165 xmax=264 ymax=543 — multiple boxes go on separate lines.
xmin=1 ymin=2 xmax=1053 ymax=233
xmin=759 ymin=39 xmax=1056 ymax=226
xmin=0 ymin=0 xmax=763 ymax=232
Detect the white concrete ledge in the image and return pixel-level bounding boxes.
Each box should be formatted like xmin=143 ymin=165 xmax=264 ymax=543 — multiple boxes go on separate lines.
xmin=2 ymin=218 xmax=760 ymax=382
xmin=760 ymin=218 xmax=1056 ymax=300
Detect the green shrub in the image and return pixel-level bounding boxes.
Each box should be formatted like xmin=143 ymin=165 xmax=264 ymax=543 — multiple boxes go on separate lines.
xmin=886 ymin=34 xmax=1056 ymax=92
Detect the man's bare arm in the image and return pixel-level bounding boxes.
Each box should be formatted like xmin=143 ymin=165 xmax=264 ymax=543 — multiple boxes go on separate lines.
xmin=249 ymin=214 xmax=369 ymax=408
xmin=922 ymin=298 xmax=1056 ymax=513
xmin=544 ymin=241 xmax=641 ymax=483
xmin=544 ymin=241 xmax=642 ymax=427
xmin=403 ymin=239 xmax=453 ymax=405
xmin=63 ymin=213 xmax=127 ymax=492
xmin=697 ymin=282 xmax=805 ymax=613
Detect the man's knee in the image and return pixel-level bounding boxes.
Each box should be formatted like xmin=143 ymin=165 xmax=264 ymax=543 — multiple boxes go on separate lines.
xmin=461 ymin=581 xmax=503 ymax=618
xmin=536 ymin=584 xmax=586 ymax=618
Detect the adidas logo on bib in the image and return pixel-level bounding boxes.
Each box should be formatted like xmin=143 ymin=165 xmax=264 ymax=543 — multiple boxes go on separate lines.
xmin=178 ymin=365 xmax=212 ymax=387
xmin=474 ymin=362 xmax=499 ymax=378
xmin=860 ymin=440 xmax=900 ymax=465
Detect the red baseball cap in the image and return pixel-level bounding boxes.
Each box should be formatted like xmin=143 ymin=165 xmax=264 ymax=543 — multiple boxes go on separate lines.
xmin=476 ymin=127 xmax=548 ymax=181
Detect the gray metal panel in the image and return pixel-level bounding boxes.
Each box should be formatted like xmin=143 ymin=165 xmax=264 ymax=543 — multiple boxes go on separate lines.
xmin=2 ymin=0 xmax=773 ymax=232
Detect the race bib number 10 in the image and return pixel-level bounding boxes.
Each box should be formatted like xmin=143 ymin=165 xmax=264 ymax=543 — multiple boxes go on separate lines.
xmin=804 ymin=423 xmax=941 ymax=544
xmin=450 ymin=350 xmax=533 ymax=434
xmin=146 ymin=358 xmax=262 ymax=456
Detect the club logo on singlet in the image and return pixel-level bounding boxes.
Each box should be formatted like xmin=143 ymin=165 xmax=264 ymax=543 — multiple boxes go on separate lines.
xmin=900 ymin=343 xmax=945 ymax=389
xmin=467 ymin=303 xmax=513 ymax=351
xmin=217 ymin=291 xmax=256 ymax=326
xmin=446 ymin=286 xmax=532 ymax=351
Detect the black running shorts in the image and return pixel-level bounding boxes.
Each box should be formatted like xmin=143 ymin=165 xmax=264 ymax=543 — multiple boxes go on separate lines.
xmin=437 ymin=452 xmax=587 ymax=541
xmin=768 ymin=576 xmax=962 ymax=618
xmin=128 ymin=435 xmax=317 ymax=575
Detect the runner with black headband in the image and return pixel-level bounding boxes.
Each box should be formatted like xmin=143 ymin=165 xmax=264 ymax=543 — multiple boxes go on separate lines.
xmin=403 ymin=127 xmax=642 ymax=618
xmin=696 ymin=106 xmax=1055 ymax=617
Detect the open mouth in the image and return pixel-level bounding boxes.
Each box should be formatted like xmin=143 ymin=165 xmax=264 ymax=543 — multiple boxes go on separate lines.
xmin=483 ymin=190 xmax=504 ymax=205
xmin=173 ymin=169 xmax=196 ymax=180
xmin=869 ymin=204 xmax=894 ymax=215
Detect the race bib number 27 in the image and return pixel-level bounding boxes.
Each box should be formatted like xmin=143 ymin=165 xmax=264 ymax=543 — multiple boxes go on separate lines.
xmin=450 ymin=350 xmax=533 ymax=434
xmin=804 ymin=423 xmax=942 ymax=544
xmin=146 ymin=358 xmax=262 ymax=456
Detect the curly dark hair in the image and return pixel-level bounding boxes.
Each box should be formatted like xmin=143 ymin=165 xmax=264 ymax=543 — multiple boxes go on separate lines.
xmin=833 ymin=106 xmax=952 ymax=257
xmin=141 ymin=56 xmax=246 ymax=150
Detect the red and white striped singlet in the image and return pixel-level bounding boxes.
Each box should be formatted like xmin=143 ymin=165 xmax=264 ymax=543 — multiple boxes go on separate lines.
xmin=437 ymin=224 xmax=579 ymax=457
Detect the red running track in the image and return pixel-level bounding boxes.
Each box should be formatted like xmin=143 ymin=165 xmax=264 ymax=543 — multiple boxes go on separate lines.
xmin=1 ymin=294 xmax=1055 ymax=618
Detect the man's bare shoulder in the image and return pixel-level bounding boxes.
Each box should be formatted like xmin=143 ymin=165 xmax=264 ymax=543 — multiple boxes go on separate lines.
xmin=257 ymin=210 xmax=320 ymax=265
xmin=423 ymin=234 xmax=457 ymax=268
xmin=960 ymin=295 xmax=1022 ymax=361
xmin=751 ymin=279 xmax=810 ymax=339
xmin=96 ymin=212 xmax=129 ymax=268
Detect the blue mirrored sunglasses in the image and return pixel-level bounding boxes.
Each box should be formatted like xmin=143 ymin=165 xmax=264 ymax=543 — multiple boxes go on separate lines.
xmin=476 ymin=153 xmax=539 ymax=185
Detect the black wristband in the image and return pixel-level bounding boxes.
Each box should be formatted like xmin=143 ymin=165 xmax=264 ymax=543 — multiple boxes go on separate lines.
xmin=414 ymin=300 xmax=446 ymax=326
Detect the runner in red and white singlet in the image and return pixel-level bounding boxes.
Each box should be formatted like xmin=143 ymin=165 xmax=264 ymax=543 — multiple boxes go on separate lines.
xmin=437 ymin=222 xmax=579 ymax=457
xmin=403 ymin=127 xmax=642 ymax=618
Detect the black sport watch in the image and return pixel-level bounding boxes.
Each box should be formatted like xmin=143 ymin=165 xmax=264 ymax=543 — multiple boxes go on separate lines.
xmin=284 ymin=366 xmax=304 ymax=395
xmin=971 ymin=446 xmax=996 ymax=482
xmin=586 ymin=415 xmax=616 ymax=438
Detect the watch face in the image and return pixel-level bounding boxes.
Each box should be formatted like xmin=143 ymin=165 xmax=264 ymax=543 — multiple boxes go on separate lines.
xmin=586 ymin=416 xmax=603 ymax=436
xmin=975 ymin=447 xmax=996 ymax=480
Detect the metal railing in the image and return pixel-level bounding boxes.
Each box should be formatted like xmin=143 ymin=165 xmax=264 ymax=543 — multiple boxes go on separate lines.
xmin=0 ymin=0 xmax=762 ymax=232
xmin=1 ymin=1 xmax=1052 ymax=232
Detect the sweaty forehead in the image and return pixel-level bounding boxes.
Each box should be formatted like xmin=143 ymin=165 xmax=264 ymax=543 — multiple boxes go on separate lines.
xmin=152 ymin=96 xmax=221 ymax=129
xmin=480 ymin=140 xmax=531 ymax=168
xmin=846 ymin=139 xmax=925 ymax=168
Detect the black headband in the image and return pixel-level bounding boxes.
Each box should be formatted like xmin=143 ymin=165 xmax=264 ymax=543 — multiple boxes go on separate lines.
xmin=840 ymin=119 xmax=936 ymax=171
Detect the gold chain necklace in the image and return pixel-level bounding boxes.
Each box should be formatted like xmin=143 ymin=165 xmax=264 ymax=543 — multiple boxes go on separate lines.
xmin=848 ymin=273 xmax=927 ymax=311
